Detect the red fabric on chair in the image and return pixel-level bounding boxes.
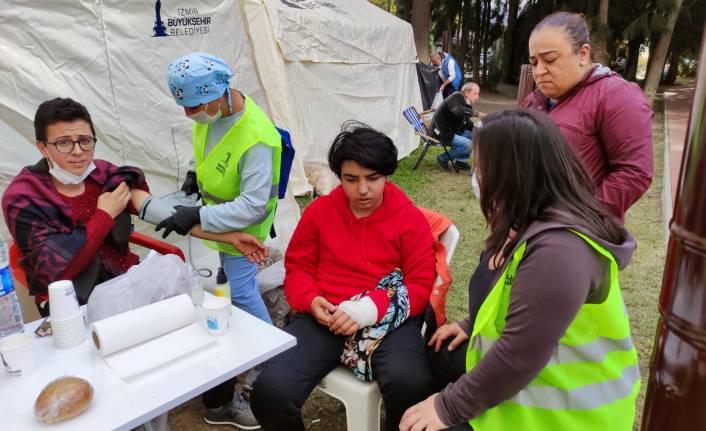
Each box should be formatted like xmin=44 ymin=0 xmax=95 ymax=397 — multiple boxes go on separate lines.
xmin=129 ymin=231 xmax=185 ymax=262
xmin=417 ymin=207 xmax=454 ymax=327
xmin=9 ymin=233 xmax=185 ymax=305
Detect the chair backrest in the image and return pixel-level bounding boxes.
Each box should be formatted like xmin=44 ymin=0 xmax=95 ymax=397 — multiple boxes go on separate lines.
xmin=439 ymin=224 xmax=460 ymax=266
xmin=8 ymin=241 xmax=29 ymax=289
xmin=9 ymin=233 xmax=186 ymax=295
xmin=433 ymin=224 xmax=459 ymax=288
xmin=402 ymin=106 xmax=429 ymax=135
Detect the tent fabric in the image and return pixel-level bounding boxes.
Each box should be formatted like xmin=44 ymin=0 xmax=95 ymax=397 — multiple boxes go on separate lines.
xmin=0 ymin=0 xmax=422 ymax=260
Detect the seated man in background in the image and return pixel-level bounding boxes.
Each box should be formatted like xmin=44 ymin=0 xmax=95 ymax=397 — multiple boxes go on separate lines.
xmin=251 ymin=123 xmax=437 ymax=431
xmin=430 ymin=82 xmax=486 ymax=172
xmin=1 ymin=98 xmax=264 ymax=316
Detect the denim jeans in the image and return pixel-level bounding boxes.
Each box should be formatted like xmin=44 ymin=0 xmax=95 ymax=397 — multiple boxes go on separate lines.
xmin=439 ymin=129 xmax=472 ymax=163
xmin=219 ymin=252 xmax=272 ymax=324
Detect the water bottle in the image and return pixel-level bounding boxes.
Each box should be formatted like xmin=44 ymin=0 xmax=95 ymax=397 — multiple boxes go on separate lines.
xmin=214 ymin=267 xmax=231 ymax=315
xmin=190 ymin=270 xmax=204 ymax=306
xmin=0 ymin=237 xmax=24 ymax=338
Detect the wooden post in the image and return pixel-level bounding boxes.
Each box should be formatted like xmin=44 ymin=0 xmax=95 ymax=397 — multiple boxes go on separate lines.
xmin=641 ymin=27 xmax=706 ymax=431
xmin=516 ymin=64 xmax=535 ymax=105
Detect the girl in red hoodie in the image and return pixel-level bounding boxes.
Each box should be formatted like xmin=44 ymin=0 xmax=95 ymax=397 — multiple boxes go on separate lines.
xmin=252 ymin=123 xmax=436 ymax=431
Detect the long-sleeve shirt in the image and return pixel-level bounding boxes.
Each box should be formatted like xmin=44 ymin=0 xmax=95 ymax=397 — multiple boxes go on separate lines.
xmin=434 ymin=213 xmax=636 ymax=426
xmin=197 ymin=101 xmax=274 ymax=232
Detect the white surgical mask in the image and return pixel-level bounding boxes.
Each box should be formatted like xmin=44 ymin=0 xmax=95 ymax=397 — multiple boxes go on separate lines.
xmin=46 ymin=154 xmax=96 ymax=185
xmin=188 ymin=99 xmax=222 ymax=124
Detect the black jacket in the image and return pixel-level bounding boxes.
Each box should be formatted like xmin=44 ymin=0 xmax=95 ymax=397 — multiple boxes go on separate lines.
xmin=429 ymin=92 xmax=477 ymax=146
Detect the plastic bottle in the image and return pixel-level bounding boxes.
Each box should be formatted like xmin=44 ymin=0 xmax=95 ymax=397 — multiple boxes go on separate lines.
xmin=190 ymin=270 xmax=204 ymax=306
xmin=0 ymin=237 xmax=24 ymax=338
xmin=214 ymin=267 xmax=231 ymax=314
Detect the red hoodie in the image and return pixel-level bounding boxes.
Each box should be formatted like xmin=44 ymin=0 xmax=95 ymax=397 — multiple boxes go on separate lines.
xmin=284 ymin=182 xmax=435 ymax=322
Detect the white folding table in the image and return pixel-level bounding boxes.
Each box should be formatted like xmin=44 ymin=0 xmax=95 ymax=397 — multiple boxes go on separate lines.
xmin=0 ymin=303 xmax=296 ymax=431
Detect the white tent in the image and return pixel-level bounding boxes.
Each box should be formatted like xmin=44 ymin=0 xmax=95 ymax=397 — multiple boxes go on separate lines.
xmin=0 ymin=0 xmax=422 ymax=256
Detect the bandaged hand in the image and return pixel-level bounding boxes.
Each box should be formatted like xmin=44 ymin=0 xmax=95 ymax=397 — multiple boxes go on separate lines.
xmin=337 ymin=297 xmax=378 ymax=329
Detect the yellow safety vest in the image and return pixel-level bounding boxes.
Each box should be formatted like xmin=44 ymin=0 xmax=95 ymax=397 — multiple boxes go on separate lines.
xmin=466 ymin=230 xmax=639 ymax=430
xmin=193 ymin=96 xmax=281 ymax=255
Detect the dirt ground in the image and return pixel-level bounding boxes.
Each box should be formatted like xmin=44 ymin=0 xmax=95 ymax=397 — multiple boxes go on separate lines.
xmin=167 ymin=84 xmax=519 ymax=431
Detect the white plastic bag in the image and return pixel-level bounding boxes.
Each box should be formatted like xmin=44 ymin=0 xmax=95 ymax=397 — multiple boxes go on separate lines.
xmin=87 ymin=250 xmax=192 ymax=323
xmin=431 ymin=91 xmax=444 ymax=110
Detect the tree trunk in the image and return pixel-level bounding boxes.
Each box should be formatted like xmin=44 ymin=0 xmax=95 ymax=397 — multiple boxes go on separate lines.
xmin=663 ymin=47 xmax=682 ymax=85
xmin=503 ymin=0 xmax=520 ymax=83
xmin=644 ymin=0 xmax=684 ymax=100
xmin=458 ymin=0 xmax=473 ymax=78
xmin=395 ymin=0 xmax=412 ymax=22
xmin=593 ymin=0 xmax=610 ymax=64
xmin=471 ymin=0 xmax=482 ymax=81
xmin=625 ymin=37 xmax=643 ymax=82
xmin=482 ymin=0 xmax=491 ymax=86
xmin=410 ymin=0 xmax=431 ymax=63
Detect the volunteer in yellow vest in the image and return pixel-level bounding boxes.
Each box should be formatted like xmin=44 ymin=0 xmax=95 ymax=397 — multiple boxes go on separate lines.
xmin=161 ymin=52 xmax=281 ymax=430
xmin=400 ymin=109 xmax=639 ymax=431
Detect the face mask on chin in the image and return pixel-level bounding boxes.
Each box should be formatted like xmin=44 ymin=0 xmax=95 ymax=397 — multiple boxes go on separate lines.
xmin=188 ymin=99 xmax=222 ymax=124
xmin=46 ymin=154 xmax=96 ymax=185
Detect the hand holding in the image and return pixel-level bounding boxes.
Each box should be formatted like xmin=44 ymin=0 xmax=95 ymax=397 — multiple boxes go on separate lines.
xmin=223 ymin=232 xmax=268 ymax=263
xmin=329 ymin=309 xmax=359 ymax=336
xmin=97 ymin=181 xmax=131 ymax=219
xmin=310 ymin=296 xmax=336 ymax=327
xmin=399 ymin=394 xmax=447 ymax=431
xmin=155 ymin=205 xmax=201 ymax=238
xmin=428 ymin=322 xmax=469 ymax=352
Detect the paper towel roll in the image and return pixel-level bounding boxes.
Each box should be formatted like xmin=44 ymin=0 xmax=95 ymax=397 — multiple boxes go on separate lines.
xmin=90 ymin=294 xmax=195 ymax=356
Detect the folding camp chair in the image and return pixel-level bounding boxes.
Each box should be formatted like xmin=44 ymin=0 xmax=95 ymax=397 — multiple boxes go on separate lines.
xmin=402 ymin=107 xmax=458 ymax=172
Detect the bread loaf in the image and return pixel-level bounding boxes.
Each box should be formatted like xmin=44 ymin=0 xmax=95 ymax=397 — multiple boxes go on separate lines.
xmin=34 ymin=376 xmax=93 ymax=424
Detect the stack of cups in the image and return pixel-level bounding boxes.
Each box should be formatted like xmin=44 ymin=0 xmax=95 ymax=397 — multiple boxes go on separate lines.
xmin=48 ymin=280 xmax=85 ymax=348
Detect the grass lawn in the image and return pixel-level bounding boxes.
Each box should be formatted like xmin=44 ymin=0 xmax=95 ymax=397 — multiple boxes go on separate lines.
xmin=309 ymin=106 xmax=664 ymax=429
xmin=171 ymin=103 xmax=666 ymax=430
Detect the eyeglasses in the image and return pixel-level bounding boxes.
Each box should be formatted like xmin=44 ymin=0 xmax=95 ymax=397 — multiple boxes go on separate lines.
xmin=44 ymin=137 xmax=97 ymax=154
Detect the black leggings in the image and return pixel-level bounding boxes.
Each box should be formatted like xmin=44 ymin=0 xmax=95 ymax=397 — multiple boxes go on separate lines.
xmin=427 ymin=338 xmax=473 ymax=431
xmin=251 ymin=314 xmax=435 ymax=431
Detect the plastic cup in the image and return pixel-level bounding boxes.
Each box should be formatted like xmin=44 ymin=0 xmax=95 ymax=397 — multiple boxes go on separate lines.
xmin=48 ymin=280 xmax=80 ymax=320
xmin=51 ymin=311 xmax=86 ymax=348
xmin=202 ymin=296 xmax=230 ymax=336
xmin=0 ymin=333 xmax=35 ymax=378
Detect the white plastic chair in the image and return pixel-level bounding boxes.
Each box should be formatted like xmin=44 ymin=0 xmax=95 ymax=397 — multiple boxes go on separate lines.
xmin=316 ymin=225 xmax=461 ymax=431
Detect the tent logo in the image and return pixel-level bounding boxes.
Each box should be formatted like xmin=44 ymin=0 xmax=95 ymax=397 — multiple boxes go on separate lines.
xmin=152 ymin=0 xmax=213 ymax=38
xmin=153 ymin=0 xmax=168 ymax=37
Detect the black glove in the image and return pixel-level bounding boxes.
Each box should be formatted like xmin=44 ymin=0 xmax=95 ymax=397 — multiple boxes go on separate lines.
xmin=155 ymin=205 xmax=202 ymax=238
xmin=180 ymin=170 xmax=200 ymax=197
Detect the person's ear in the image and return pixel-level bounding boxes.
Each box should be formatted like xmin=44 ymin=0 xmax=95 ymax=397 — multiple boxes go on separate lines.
xmin=36 ymin=140 xmax=48 ymax=158
xmin=578 ymin=44 xmax=592 ymax=66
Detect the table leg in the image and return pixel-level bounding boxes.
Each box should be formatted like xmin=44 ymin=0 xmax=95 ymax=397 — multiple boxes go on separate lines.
xmin=142 ymin=412 xmax=171 ymax=431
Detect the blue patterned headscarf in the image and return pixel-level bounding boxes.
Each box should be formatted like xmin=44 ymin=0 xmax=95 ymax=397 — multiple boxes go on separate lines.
xmin=167 ymin=52 xmax=233 ymax=108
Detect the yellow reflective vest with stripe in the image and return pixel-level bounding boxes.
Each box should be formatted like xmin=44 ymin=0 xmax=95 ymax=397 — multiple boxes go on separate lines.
xmin=466 ymin=230 xmax=639 ymax=430
xmin=193 ymin=95 xmax=282 ymax=255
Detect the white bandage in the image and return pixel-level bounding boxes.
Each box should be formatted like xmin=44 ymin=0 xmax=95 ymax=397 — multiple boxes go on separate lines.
xmin=337 ymin=297 xmax=378 ymax=328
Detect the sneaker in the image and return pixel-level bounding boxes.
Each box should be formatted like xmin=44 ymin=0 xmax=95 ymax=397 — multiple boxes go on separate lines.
xmin=454 ymin=160 xmax=471 ymax=171
xmin=436 ymin=155 xmax=451 ymax=172
xmin=204 ymin=392 xmax=261 ymax=430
